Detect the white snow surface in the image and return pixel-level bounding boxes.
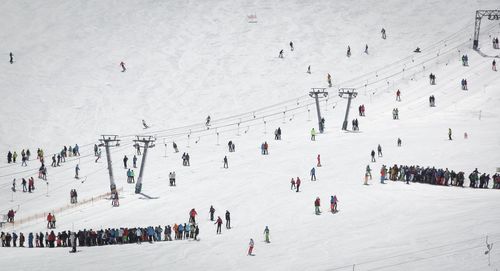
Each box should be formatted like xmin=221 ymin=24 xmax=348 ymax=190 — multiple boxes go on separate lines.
xmin=1 ymin=0 xmax=500 ymax=270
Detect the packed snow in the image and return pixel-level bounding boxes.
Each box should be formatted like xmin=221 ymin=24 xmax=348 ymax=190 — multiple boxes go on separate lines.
xmin=1 ymin=0 xmax=500 ymax=270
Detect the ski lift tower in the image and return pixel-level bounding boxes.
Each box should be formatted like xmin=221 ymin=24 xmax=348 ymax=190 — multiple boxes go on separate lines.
xmin=339 ymin=88 xmax=358 ymax=130
xmin=309 ymin=88 xmax=329 ymax=133
xmin=473 ymin=10 xmax=500 ymax=50
xmin=133 ymin=135 xmax=156 ymax=194
xmin=98 ymin=135 xmax=121 ymax=192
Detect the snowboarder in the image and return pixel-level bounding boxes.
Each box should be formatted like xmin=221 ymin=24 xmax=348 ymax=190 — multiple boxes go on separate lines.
xmin=330 ymin=195 xmax=338 ymax=213
xmin=248 ymin=238 xmax=255 ymax=256
xmin=120 ymin=61 xmax=126 ymax=72
xmin=9 ymin=52 xmax=13 ymax=64
xmin=123 ymin=155 xmax=128 ymax=168
xmin=314 ymin=197 xmax=321 ymax=215
xmin=263 ymin=226 xmax=270 ymax=243
xmin=142 ymin=119 xmax=149 ymax=129
xmin=310 ymin=167 xmax=316 ymax=181
xmin=290 ymin=41 xmax=294 ymax=51
xmin=215 ymin=216 xmax=223 ymax=234
xmin=225 ymin=210 xmax=231 ymax=229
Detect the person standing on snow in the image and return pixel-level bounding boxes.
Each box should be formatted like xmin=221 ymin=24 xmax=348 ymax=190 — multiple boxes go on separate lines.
xmin=371 ymin=150 xmax=376 ymax=162
xmin=310 ymin=167 xmax=316 ymax=181
xmin=223 ymin=156 xmax=228 ymax=168
xmin=317 ymin=154 xmax=322 ymax=167
xmin=189 ymin=208 xmax=198 ymax=223
xmin=263 ymin=226 xmax=270 ymax=243
xmin=314 ymin=197 xmax=321 ymax=215
xmin=377 ymin=144 xmax=383 ymax=157
xmin=448 ymin=128 xmax=452 ymax=140
xmin=209 ymin=205 xmax=215 ymax=221
xmin=330 ymin=195 xmax=338 ymax=213
xmin=289 ymin=41 xmax=294 ymax=51
xmin=396 ymin=89 xmax=401 ymax=101
xmin=133 ymin=155 xmax=137 ymax=168
xmin=74 ymin=164 xmax=80 ymax=179
xmin=290 ymin=178 xmax=296 ymax=190
xmin=225 ymin=210 xmax=231 ymax=229
xmin=123 ymin=155 xmax=128 ymax=168
xmin=278 ymin=49 xmax=284 ymax=58
xmin=215 ymin=216 xmax=223 ymax=234
xmin=248 ymin=238 xmax=255 ymax=256
xmin=9 ymin=52 xmax=14 ymax=64
xmin=120 ymin=61 xmax=126 ymax=72
xmin=142 ymin=119 xmax=149 ymax=129
xmin=296 ymin=177 xmax=301 ymax=192
xmin=95 ymin=149 xmax=101 ymax=163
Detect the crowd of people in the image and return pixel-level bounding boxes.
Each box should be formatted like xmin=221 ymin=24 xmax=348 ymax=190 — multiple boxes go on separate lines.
xmin=373 ymin=164 xmax=500 ymax=189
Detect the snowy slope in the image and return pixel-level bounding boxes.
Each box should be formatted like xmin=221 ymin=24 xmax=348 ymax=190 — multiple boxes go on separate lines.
xmin=1 ymin=0 xmax=500 ymax=270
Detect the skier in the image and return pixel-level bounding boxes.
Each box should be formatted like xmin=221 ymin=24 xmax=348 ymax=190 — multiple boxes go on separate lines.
xmin=215 ymin=216 xmax=223 ymax=234
xmin=311 ymin=128 xmax=316 ymax=141
xmin=380 ymin=166 xmax=386 ymax=184
xmin=225 ymin=210 xmax=231 ymax=229
xmin=248 ymin=238 xmax=255 ymax=256
xmin=9 ymin=52 xmax=13 ymax=64
xmin=123 ymin=155 xmax=128 ymax=168
xmin=223 ymin=156 xmax=228 ymax=168
xmin=365 ymin=165 xmax=372 ymax=183
xmin=317 ymin=154 xmax=321 ymax=167
xmin=448 ymin=128 xmax=452 ymax=140
xmin=414 ymin=47 xmax=421 ymax=53
xmin=189 ymin=208 xmax=198 ymax=223
xmin=263 ymin=226 xmax=270 ymax=243
xmin=396 ymin=89 xmax=401 ymax=101
xmin=365 ymin=44 xmax=369 ymax=54
xmin=120 ymin=61 xmax=126 ymax=72
xmin=347 ymin=46 xmax=351 ymax=57
xmin=173 ymin=142 xmax=179 ymax=153
xmin=70 ymin=231 xmax=76 ymax=252
xmin=307 ymin=65 xmax=311 ymax=74
xmin=381 ymin=28 xmax=386 ymax=39
xmin=296 ymin=177 xmax=301 ymax=192
xmin=314 ymin=197 xmax=321 ymax=215
xmin=371 ymin=150 xmax=376 ymax=162
xmin=12 ymin=179 xmax=16 ymax=192
xmin=377 ymin=144 xmax=383 ymax=157
xmin=206 ymin=115 xmax=211 ymax=126
xmin=169 ymin=171 xmax=176 ymax=186
xmin=330 ymin=195 xmax=338 ymax=213
xmin=133 ymin=155 xmax=137 ymax=168
xmin=397 ymin=138 xmax=402 ymax=147
xmin=95 ymin=149 xmax=101 ymax=163
xmin=74 ymin=164 xmax=80 ymax=179
xmin=290 ymin=178 xmax=296 ymax=190
xmin=22 ymin=178 xmax=27 ymax=192
xmin=278 ymin=49 xmax=284 ymax=58
xmin=209 ymin=205 xmax=215 ymax=221
xmin=289 ymin=41 xmax=294 ymax=51
xmin=327 ymin=73 xmax=332 ymax=87
xmin=310 ymin=167 xmax=316 ymax=181
xmin=142 ymin=119 xmax=149 ymax=129
xmin=493 ymin=60 xmax=497 ymax=71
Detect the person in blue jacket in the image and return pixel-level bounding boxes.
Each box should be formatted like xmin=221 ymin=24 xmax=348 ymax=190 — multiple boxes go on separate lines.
xmin=310 ymin=167 xmax=316 ymax=181
xmin=28 ymin=232 xmax=34 ymax=248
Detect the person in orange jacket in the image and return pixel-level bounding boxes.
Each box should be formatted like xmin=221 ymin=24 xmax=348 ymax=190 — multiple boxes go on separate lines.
xmin=47 ymin=213 xmax=52 ymax=229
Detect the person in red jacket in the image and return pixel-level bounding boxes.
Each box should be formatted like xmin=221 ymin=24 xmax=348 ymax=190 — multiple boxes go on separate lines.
xmin=48 ymin=231 xmax=56 ymax=248
xmin=317 ymin=154 xmax=322 ymax=167
xmin=396 ymin=89 xmax=401 ymax=101
xmin=215 ymin=216 xmax=223 ymax=234
xmin=314 ymin=197 xmax=321 ymax=215
xmin=296 ymin=177 xmax=301 ymax=192
xmin=47 ymin=213 xmax=53 ymax=229
xmin=189 ymin=208 xmax=198 ymax=223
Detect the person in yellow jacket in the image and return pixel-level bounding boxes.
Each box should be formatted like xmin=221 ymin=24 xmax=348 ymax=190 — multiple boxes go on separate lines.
xmin=311 ymin=128 xmax=316 ymax=141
